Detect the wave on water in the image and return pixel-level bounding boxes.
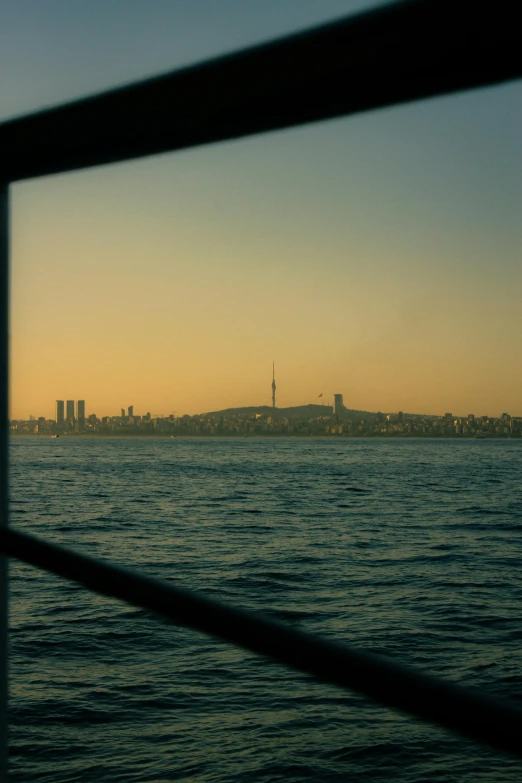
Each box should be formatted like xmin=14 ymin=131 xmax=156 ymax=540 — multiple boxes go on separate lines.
xmin=8 ymin=437 xmax=522 ymax=782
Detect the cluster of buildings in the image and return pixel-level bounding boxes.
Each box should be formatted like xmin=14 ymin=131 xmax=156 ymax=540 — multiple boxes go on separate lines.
xmin=325 ymin=411 xmax=522 ymax=438
xmin=54 ymin=399 xmax=86 ymax=431
xmin=9 ymin=398 xmax=522 ymax=438
xmin=8 ymin=372 xmax=521 ymax=437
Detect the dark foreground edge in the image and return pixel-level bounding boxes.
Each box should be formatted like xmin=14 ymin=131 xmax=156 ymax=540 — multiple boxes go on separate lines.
xmin=1 ymin=0 xmax=521 ymax=182
xmin=2 ymin=528 xmax=522 ymax=760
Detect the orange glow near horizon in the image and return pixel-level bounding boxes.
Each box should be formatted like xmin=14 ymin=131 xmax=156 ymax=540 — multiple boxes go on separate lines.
xmin=9 ymin=87 xmax=522 ymax=421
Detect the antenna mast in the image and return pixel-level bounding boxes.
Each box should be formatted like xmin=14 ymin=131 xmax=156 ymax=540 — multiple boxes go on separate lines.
xmin=272 ymin=362 xmax=276 ymax=408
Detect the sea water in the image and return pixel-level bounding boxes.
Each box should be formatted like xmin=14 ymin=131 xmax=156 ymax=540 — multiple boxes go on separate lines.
xmin=8 ymin=437 xmax=522 ymax=782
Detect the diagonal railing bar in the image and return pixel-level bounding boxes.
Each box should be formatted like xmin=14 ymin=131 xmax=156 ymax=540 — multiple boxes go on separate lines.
xmin=2 ymin=527 xmax=522 ymax=760
xmin=1 ymin=0 xmax=521 ymax=183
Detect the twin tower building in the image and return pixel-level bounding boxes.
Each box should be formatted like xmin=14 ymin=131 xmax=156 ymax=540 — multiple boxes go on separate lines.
xmin=56 ymin=399 xmax=85 ymax=428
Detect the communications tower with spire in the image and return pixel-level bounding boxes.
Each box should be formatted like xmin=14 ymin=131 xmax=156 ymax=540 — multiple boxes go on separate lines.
xmin=272 ymin=362 xmax=276 ymax=408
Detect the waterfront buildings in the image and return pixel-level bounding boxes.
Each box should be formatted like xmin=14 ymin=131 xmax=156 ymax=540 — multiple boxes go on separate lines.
xmin=10 ymin=391 xmax=522 ymax=439
xmin=10 ymin=405 xmax=522 ymax=439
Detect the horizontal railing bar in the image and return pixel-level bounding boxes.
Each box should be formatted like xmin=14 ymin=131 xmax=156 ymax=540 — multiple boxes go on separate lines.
xmin=1 ymin=0 xmax=521 ymax=183
xmin=2 ymin=528 xmax=522 ymax=759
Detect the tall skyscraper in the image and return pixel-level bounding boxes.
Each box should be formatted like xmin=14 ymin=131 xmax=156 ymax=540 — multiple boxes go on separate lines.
xmin=272 ymin=363 xmax=276 ymax=409
xmin=77 ymin=400 xmax=85 ymax=430
xmin=66 ymin=400 xmax=75 ymax=425
xmin=128 ymin=405 xmax=134 ymax=417
xmin=56 ymin=400 xmax=65 ymax=426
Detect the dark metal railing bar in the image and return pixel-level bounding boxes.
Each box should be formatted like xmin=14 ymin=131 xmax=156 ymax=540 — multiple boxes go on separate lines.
xmin=2 ymin=528 xmax=522 ymax=760
xmin=0 ymin=184 xmax=9 ymax=781
xmin=1 ymin=0 xmax=521 ymax=183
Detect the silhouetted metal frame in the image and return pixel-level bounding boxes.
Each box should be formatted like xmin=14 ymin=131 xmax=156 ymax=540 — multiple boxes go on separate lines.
xmin=1 ymin=0 xmax=522 ymax=774
xmin=0 ymin=184 xmax=8 ymax=782
xmin=1 ymin=0 xmax=521 ymax=183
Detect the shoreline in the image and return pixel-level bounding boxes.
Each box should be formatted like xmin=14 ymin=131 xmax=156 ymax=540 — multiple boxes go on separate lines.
xmin=10 ymin=433 xmax=519 ymax=441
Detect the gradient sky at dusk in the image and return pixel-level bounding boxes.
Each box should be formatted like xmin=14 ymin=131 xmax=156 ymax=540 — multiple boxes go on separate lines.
xmin=3 ymin=0 xmax=522 ymax=420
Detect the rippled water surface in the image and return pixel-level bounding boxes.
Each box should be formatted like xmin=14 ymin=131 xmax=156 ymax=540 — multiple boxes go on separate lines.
xmin=8 ymin=437 xmax=522 ymax=781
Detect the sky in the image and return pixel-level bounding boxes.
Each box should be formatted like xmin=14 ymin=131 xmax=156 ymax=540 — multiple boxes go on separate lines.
xmin=3 ymin=0 xmax=522 ymax=420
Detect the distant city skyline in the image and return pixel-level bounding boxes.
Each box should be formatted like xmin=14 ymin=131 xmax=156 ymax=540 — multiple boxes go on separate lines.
xmin=10 ymin=402 xmax=521 ymax=440
xmin=9 ymin=357 xmax=522 ymax=423
xmin=11 ymin=389 xmax=520 ymax=424
xmin=6 ymin=1 xmax=522 ymax=421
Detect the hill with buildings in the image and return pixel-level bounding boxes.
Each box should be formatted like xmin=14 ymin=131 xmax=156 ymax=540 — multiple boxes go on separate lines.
xmin=202 ymin=404 xmax=375 ymax=420
xmin=11 ymin=405 xmax=519 ymax=438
